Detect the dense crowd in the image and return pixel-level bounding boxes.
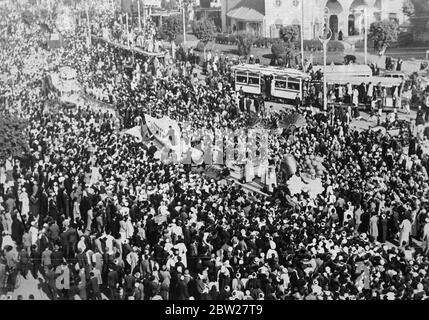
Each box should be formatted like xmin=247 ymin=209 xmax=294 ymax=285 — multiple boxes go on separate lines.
xmin=2 ymin=3 xmax=429 ymax=301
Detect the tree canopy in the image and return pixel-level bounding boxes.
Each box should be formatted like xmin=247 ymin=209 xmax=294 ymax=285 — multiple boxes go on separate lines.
xmin=159 ymin=14 xmax=183 ymax=42
xmin=192 ymin=19 xmax=216 ymax=44
xmin=368 ymin=20 xmax=399 ymax=54
xmin=236 ymin=31 xmax=254 ymax=57
xmin=403 ymin=0 xmax=429 ymax=39
xmin=279 ymin=25 xmax=300 ymax=46
xmin=271 ymin=39 xmax=295 ymax=58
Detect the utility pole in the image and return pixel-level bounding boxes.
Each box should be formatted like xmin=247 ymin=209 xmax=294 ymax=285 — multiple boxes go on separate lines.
xmin=126 ymin=12 xmax=130 ymax=48
xmin=301 ymin=0 xmax=305 ymax=69
xmin=138 ymin=0 xmax=142 ymax=33
xmin=364 ymin=7 xmax=368 ymax=65
xmin=318 ymin=8 xmax=331 ymax=112
xmin=182 ymin=0 xmax=186 ymax=45
xmin=86 ymin=2 xmax=91 ymax=47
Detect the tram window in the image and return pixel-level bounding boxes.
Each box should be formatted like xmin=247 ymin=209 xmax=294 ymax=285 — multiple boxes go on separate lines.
xmin=248 ymin=76 xmax=260 ymax=85
xmin=236 ymin=73 xmax=248 ymax=83
xmin=275 ymin=80 xmax=286 ymax=89
xmin=287 ymin=80 xmax=300 ymax=91
xmin=247 ymin=73 xmax=260 ymax=85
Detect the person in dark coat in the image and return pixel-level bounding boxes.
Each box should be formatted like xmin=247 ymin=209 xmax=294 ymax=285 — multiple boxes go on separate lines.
xmin=239 ymin=94 xmax=245 ymax=113
xmin=107 ymin=266 xmax=119 ymax=300
xmin=89 ymin=271 xmax=102 ymax=300
xmin=246 ymin=98 xmax=251 ymax=113
xmin=30 ymin=244 xmax=42 ymax=278
xmin=11 ymin=214 xmax=25 ymax=246
xmin=176 ymin=275 xmax=190 ymax=300
xmin=51 ymin=244 xmax=64 ymax=269
xmin=379 ymin=213 xmax=389 ymax=243
xmin=39 ymin=188 xmax=49 ymax=222
xmin=45 ymin=265 xmax=58 ymax=300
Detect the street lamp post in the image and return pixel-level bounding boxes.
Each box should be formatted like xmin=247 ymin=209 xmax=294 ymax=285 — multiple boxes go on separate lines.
xmin=318 ymin=8 xmax=332 ymax=112
xmin=182 ymin=0 xmax=186 ymax=46
xmin=364 ymin=7 xmax=368 ymax=65
xmin=138 ymin=0 xmax=142 ymax=33
xmin=126 ymin=12 xmax=130 ymax=48
xmin=301 ymin=0 xmax=305 ymax=69
xmin=86 ymin=3 xmax=91 ymax=47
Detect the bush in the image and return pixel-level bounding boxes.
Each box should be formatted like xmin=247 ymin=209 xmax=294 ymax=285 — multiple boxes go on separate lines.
xmin=327 ymin=41 xmax=345 ymax=52
xmin=398 ymin=31 xmax=414 ymax=46
xmin=303 ymin=40 xmax=323 ymax=51
xmin=228 ymin=34 xmax=238 ymax=45
xmin=215 ymin=33 xmax=228 ymax=44
xmin=344 ymin=54 xmax=357 ymax=65
xmin=271 ymin=40 xmax=286 ymax=57
xmin=195 ymin=41 xmax=214 ymax=52
xmin=279 ymin=25 xmax=300 ymax=46
xmin=195 ymin=41 xmax=206 ymax=52
xmin=236 ymin=31 xmax=255 ymax=57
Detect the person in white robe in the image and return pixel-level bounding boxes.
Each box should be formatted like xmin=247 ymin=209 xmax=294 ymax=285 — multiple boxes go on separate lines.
xmin=19 ymin=188 xmax=29 ymax=217
xmin=245 ymin=158 xmax=255 ymax=183
xmin=266 ymin=165 xmax=277 ymax=192
xmin=258 ymin=158 xmax=269 ymax=185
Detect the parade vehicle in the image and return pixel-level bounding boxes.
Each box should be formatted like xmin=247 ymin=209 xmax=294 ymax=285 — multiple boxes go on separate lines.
xmin=314 ymin=64 xmax=373 ymax=79
xmin=324 ymin=75 xmax=404 ymax=108
xmin=230 ymin=63 xmax=310 ymax=103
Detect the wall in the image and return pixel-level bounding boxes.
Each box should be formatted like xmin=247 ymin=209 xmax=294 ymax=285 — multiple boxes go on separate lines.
xmin=221 ymin=0 xmax=241 ymax=32
xmin=220 ymin=0 xmax=407 ymax=38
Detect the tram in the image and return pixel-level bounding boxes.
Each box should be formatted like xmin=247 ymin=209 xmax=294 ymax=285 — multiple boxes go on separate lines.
xmin=314 ymin=64 xmax=373 ymax=79
xmin=230 ymin=63 xmax=310 ymax=102
xmin=324 ymin=75 xmax=404 ymax=108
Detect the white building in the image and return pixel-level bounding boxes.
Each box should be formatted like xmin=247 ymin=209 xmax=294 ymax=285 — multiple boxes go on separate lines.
xmin=221 ymin=0 xmax=407 ymax=40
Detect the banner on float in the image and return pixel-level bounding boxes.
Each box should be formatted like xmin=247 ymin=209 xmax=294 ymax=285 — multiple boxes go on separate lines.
xmin=144 ymin=114 xmax=203 ymax=163
xmin=144 ymin=0 xmax=161 ymax=7
xmin=144 ymin=114 xmax=181 ymax=146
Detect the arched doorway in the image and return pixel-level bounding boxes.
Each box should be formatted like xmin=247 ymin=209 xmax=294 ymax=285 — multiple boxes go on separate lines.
xmin=329 ymin=15 xmax=338 ymax=39
xmin=348 ymin=14 xmax=355 ymax=36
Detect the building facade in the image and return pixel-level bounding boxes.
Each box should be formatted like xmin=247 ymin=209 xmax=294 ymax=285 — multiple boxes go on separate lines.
xmin=221 ymin=0 xmax=407 ymax=40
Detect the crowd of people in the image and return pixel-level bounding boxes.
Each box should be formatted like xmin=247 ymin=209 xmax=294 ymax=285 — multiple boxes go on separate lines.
xmin=2 ymin=2 xmax=429 ymax=301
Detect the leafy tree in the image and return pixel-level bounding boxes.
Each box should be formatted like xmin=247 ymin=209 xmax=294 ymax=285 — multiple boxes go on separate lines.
xmin=0 ymin=115 xmax=29 ymax=160
xmin=159 ymin=14 xmax=183 ymax=58
xmin=192 ymin=18 xmax=216 ymax=59
xmin=192 ymin=19 xmax=216 ymax=44
xmin=402 ymin=0 xmax=415 ymax=17
xmin=160 ymin=14 xmax=183 ymax=42
xmin=271 ymin=40 xmax=286 ymax=57
xmin=271 ymin=39 xmax=295 ymax=58
xmin=279 ymin=25 xmax=300 ymax=46
xmin=368 ymin=20 xmax=399 ymax=55
xmin=236 ymin=32 xmax=255 ymax=57
xmin=403 ymin=0 xmax=429 ymax=40
xmin=344 ymin=54 xmax=357 ymax=65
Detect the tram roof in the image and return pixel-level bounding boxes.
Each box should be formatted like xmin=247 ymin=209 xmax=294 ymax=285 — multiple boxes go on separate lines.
xmin=314 ymin=64 xmax=373 ymax=75
xmin=230 ymin=63 xmax=310 ymax=79
xmin=324 ymin=75 xmax=403 ymax=87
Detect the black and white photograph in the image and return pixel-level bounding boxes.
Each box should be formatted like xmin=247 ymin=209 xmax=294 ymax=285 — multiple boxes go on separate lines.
xmin=1 ymin=0 xmax=429 ymax=306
